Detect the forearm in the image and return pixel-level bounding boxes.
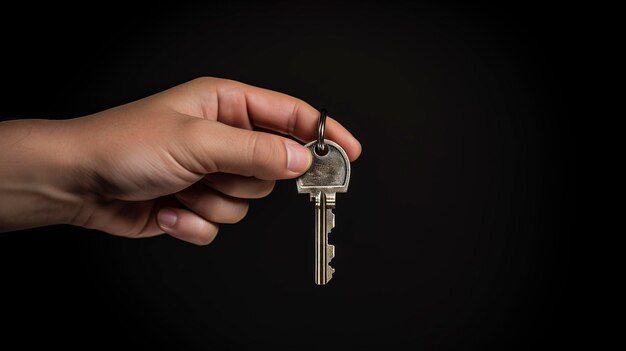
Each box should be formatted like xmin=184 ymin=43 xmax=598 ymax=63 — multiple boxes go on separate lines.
xmin=0 ymin=119 xmax=84 ymax=231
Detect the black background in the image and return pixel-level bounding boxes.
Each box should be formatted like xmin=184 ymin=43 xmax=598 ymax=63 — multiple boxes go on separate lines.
xmin=1 ymin=2 xmax=576 ymax=349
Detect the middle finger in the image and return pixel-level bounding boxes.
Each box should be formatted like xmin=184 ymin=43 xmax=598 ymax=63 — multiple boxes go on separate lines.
xmin=203 ymin=173 xmax=275 ymax=199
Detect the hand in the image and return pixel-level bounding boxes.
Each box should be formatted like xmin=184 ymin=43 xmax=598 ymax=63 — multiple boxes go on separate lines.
xmin=0 ymin=77 xmax=361 ymax=244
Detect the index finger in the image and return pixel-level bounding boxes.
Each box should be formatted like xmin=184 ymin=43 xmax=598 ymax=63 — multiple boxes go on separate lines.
xmin=194 ymin=77 xmax=362 ymax=161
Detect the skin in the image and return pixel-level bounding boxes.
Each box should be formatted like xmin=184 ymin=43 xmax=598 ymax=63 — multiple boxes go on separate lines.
xmin=0 ymin=77 xmax=361 ymax=245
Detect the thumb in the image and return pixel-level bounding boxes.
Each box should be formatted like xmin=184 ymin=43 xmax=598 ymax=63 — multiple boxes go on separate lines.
xmin=180 ymin=120 xmax=312 ymax=180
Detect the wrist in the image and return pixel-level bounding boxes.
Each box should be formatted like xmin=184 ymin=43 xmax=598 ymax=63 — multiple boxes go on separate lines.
xmin=0 ymin=119 xmax=85 ymax=231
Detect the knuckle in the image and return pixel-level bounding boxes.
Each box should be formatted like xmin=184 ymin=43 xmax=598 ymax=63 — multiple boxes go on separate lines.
xmin=195 ymin=226 xmax=219 ymax=245
xmin=221 ymin=200 xmax=249 ymax=224
xmin=287 ymin=101 xmax=301 ymax=134
xmin=194 ymin=76 xmax=240 ymax=91
xmin=246 ymin=133 xmax=281 ymax=175
xmin=190 ymin=76 xmax=217 ymax=87
xmin=233 ymin=201 xmax=250 ymax=223
xmin=175 ymin=119 xmax=220 ymax=172
xmin=256 ymin=180 xmax=276 ymax=198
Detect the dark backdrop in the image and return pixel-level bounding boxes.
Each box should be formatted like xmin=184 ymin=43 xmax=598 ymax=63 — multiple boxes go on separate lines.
xmin=1 ymin=2 xmax=576 ymax=349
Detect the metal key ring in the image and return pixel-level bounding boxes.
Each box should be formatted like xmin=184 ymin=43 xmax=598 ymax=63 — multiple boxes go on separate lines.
xmin=316 ymin=108 xmax=327 ymax=155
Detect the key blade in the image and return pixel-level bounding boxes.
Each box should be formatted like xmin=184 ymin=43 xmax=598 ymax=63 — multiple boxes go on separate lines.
xmin=315 ymin=193 xmax=330 ymax=285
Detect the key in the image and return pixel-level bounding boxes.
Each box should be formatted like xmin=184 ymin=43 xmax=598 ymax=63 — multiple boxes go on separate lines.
xmin=297 ymin=140 xmax=351 ymax=285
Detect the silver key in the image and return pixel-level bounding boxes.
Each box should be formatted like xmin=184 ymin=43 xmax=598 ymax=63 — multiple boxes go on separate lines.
xmin=297 ymin=140 xmax=351 ymax=285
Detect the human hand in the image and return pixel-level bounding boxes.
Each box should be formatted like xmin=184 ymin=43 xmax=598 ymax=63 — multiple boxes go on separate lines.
xmin=0 ymin=77 xmax=361 ymax=244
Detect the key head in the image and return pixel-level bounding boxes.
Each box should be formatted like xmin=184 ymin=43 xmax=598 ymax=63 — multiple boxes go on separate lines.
xmin=297 ymin=140 xmax=351 ymax=194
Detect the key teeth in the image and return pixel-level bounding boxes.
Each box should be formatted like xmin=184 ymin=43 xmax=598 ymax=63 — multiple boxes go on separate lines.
xmin=326 ymin=210 xmax=335 ymax=284
xmin=326 ymin=244 xmax=335 ymax=283
xmin=326 ymin=209 xmax=335 ymax=232
xmin=327 ymin=266 xmax=335 ymax=282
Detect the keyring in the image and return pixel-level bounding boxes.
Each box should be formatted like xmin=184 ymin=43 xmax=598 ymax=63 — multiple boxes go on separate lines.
xmin=316 ymin=108 xmax=327 ymax=155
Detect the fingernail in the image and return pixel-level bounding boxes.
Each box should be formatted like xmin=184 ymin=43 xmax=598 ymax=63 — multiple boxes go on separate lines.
xmin=285 ymin=141 xmax=311 ymax=173
xmin=158 ymin=209 xmax=177 ymax=228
